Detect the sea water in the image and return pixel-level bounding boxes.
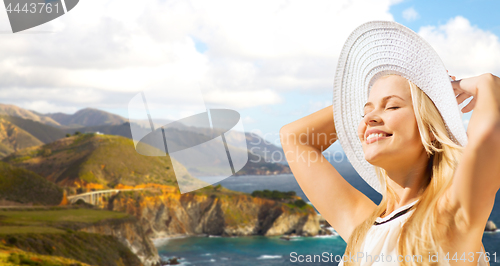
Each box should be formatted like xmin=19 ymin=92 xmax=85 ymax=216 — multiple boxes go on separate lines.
xmin=157 ymin=162 xmax=500 ymax=265
xmin=156 ymin=235 xmax=347 ymax=265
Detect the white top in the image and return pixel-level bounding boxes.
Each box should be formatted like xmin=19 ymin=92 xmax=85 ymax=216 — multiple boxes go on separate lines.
xmin=338 ymin=200 xmax=489 ymax=266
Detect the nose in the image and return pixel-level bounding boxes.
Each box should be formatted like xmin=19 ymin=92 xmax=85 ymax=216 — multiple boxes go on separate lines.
xmin=363 ymin=111 xmax=382 ymax=126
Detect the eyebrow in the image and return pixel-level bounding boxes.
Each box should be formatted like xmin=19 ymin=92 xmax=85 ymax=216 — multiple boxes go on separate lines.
xmin=364 ymin=95 xmax=405 ymax=108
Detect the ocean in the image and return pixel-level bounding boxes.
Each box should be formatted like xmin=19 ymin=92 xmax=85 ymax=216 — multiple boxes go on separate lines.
xmin=156 ymin=161 xmax=500 ymax=265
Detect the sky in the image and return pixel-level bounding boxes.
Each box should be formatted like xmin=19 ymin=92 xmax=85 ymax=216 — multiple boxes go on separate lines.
xmin=0 ymin=0 xmax=498 ymax=151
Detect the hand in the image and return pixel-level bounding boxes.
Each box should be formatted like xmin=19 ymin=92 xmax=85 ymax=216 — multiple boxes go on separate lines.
xmin=447 ymin=70 xmax=479 ymax=113
xmin=451 ymin=76 xmax=482 ymax=113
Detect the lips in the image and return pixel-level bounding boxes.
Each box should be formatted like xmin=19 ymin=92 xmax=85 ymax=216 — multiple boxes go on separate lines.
xmin=364 ymin=129 xmax=392 ymax=144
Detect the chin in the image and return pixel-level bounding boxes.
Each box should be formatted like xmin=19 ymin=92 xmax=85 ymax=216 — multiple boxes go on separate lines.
xmin=363 ymin=150 xmax=387 ymax=167
xmin=365 ymin=158 xmax=381 ymax=167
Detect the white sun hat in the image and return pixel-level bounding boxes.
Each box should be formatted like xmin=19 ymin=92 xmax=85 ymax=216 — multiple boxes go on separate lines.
xmin=332 ymin=21 xmax=468 ymax=194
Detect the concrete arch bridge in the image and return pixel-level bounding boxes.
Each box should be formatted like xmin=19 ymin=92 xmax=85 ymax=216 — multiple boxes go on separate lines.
xmin=67 ymin=188 xmax=149 ymax=205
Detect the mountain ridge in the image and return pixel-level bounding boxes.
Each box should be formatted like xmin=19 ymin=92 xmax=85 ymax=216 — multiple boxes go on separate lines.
xmin=45 ymin=107 xmax=128 ymax=127
xmin=0 ymin=103 xmax=60 ymax=127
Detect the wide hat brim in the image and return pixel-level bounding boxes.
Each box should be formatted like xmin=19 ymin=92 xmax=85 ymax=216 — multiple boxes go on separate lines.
xmin=332 ymin=21 xmax=468 ymax=194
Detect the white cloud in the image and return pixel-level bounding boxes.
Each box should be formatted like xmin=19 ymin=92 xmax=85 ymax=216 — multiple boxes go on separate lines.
xmin=243 ymin=116 xmax=257 ymax=124
xmin=402 ymin=7 xmax=419 ymax=22
xmin=0 ymin=0 xmax=399 ymax=116
xmin=203 ymin=89 xmax=283 ymax=109
xmin=308 ymin=100 xmax=331 ymax=113
xmin=418 ymin=16 xmax=500 ymax=78
xmin=20 ymin=101 xmax=79 ymax=114
xmin=0 ymin=87 xmax=106 ymax=105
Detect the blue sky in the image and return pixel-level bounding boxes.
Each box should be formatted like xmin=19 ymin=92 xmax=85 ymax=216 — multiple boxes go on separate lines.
xmin=390 ymin=0 xmax=500 ymax=36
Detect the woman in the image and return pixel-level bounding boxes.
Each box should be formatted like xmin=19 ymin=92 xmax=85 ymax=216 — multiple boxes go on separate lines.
xmin=280 ymin=21 xmax=499 ymax=266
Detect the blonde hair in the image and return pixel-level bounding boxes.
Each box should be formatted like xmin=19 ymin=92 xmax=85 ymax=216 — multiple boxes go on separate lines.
xmin=343 ymin=75 xmax=464 ymax=265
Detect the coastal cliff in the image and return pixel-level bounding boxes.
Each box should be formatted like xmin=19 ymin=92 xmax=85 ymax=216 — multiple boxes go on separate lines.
xmin=102 ymin=185 xmax=320 ymax=239
xmin=78 ymin=216 xmax=160 ymax=266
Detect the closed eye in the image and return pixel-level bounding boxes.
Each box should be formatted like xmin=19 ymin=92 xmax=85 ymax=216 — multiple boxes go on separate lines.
xmin=387 ymin=107 xmax=400 ymax=110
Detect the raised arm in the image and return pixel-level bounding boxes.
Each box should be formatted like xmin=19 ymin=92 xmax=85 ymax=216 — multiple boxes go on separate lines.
xmin=279 ymin=105 xmax=376 ymax=242
xmin=447 ymin=73 xmax=500 ymax=232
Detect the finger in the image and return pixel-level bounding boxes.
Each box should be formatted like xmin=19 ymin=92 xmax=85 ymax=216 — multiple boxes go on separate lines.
xmin=454 ymin=77 xmax=480 ymax=97
xmin=456 ymin=93 xmax=472 ymax=105
xmin=461 ymin=98 xmax=477 ymax=113
xmin=451 ymin=80 xmax=462 ymax=91
xmin=453 ymin=87 xmax=466 ymax=96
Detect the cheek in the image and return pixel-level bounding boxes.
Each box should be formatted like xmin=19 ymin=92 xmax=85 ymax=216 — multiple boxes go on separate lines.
xmin=357 ymin=122 xmax=366 ymax=141
xmin=389 ymin=113 xmax=421 ymax=144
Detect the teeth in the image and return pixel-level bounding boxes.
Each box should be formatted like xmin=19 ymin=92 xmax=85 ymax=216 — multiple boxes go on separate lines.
xmin=366 ymin=133 xmax=389 ymax=141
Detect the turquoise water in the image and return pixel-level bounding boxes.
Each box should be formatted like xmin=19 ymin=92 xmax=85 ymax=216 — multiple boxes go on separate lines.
xmin=157 ymin=169 xmax=500 ymax=265
xmin=156 ymin=235 xmax=347 ymax=265
xmin=157 ymin=234 xmax=500 ymax=266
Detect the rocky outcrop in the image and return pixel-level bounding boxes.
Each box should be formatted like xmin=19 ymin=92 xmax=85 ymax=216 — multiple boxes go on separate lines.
xmin=102 ymin=185 xmax=320 ymax=239
xmin=79 ymin=217 xmax=160 ymax=266
xmin=485 ymin=220 xmax=497 ymax=232
xmin=264 ymin=210 xmax=320 ymax=236
xmin=317 ymin=214 xmax=336 ymax=236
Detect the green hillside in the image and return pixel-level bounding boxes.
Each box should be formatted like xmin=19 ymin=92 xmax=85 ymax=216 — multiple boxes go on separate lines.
xmin=0 ymin=243 xmax=92 ymax=266
xmin=2 ymin=133 xmax=194 ymax=189
xmin=0 ymin=118 xmax=43 ymax=158
xmin=0 ymin=162 xmax=63 ymax=205
xmin=0 ymin=208 xmax=141 ymax=266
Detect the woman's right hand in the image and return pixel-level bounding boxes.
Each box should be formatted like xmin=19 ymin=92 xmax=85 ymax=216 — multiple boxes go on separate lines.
xmin=451 ymin=73 xmax=500 ymax=113
xmin=451 ymin=76 xmax=480 ymax=113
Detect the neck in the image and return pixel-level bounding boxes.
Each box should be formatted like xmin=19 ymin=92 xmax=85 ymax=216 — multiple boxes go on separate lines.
xmin=384 ymin=152 xmax=430 ymax=210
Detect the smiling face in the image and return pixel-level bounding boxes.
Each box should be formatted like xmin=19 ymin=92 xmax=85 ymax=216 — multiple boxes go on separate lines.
xmin=357 ymin=75 xmax=427 ymax=169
